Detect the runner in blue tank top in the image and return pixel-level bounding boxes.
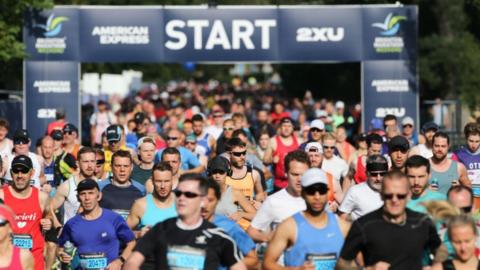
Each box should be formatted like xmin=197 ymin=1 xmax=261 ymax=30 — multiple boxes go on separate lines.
xmin=263 ymin=168 xmax=350 ymax=269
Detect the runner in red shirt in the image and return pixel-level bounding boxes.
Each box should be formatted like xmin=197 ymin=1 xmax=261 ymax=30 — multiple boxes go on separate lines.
xmin=0 ymin=155 xmax=52 ymax=270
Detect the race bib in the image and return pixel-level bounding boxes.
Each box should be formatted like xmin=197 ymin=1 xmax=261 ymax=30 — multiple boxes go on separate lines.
xmin=306 ymin=253 xmax=337 ymax=270
xmin=46 ymin=173 xmax=54 ymax=185
xmin=112 ymin=209 xmax=130 ymax=220
xmin=167 ymin=245 xmax=206 ymax=270
xmin=13 ymin=234 xmax=33 ymax=249
xmin=79 ymin=253 xmax=108 ymax=269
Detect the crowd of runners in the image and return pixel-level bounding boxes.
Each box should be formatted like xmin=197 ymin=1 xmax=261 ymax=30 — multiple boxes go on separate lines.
xmin=0 ymin=84 xmax=479 ymax=270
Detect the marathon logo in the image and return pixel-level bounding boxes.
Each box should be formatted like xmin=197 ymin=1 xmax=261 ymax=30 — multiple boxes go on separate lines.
xmin=164 ymin=19 xmax=276 ymax=50
xmin=37 ymin=108 xmax=57 ymax=119
xmin=91 ymin=26 xmax=150 ymax=45
xmin=371 ymin=80 xmax=409 ymax=92
xmin=296 ymin=27 xmax=344 ymax=42
xmin=375 ymin=107 xmax=406 ymax=118
xmin=33 ymin=80 xmax=71 ymax=93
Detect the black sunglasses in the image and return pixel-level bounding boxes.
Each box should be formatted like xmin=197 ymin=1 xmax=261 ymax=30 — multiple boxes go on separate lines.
xmin=403 ymin=124 xmax=413 ymax=128
xmin=223 ymin=127 xmax=234 ymax=131
xmin=323 ymin=145 xmax=335 ymax=149
xmin=0 ymin=220 xmax=8 ymax=227
xmin=304 ymin=184 xmax=329 ymax=196
xmin=231 ymin=151 xmax=247 ymax=157
xmin=461 ymin=206 xmax=473 ymax=213
xmin=382 ymin=193 xmax=408 ymax=200
xmin=369 ymin=171 xmax=387 ymax=177
xmin=167 ymin=137 xmax=178 ymax=141
xmin=310 ymin=128 xmax=324 ymax=133
xmin=96 ymin=159 xmax=105 ymax=165
xmin=12 ymin=167 xmax=30 ymax=174
xmin=211 ymin=169 xmax=226 ymax=175
xmin=63 ymin=131 xmax=75 ymax=135
xmin=174 ymin=190 xmax=202 ymax=199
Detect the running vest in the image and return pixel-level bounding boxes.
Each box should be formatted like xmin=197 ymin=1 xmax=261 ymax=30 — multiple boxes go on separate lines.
xmin=284 ymin=212 xmax=344 ymax=268
xmin=354 ymin=155 xmax=367 ymax=184
xmin=455 ymin=148 xmax=480 ymax=197
xmin=4 ymin=187 xmax=44 ymax=270
xmin=215 ymin=186 xmax=237 ymax=216
xmin=430 ymin=160 xmax=459 ymax=195
xmin=140 ymin=194 xmax=177 ymax=227
xmin=225 ymin=166 xmax=255 ymax=230
xmin=0 ymin=246 xmax=23 ymax=270
xmin=273 ymin=135 xmax=299 ymax=189
xmin=196 ymin=132 xmax=212 ymax=156
xmin=63 ymin=175 xmax=81 ymax=224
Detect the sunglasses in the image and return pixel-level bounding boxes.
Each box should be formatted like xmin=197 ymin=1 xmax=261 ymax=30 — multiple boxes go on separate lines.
xmin=63 ymin=131 xmax=74 ymax=135
xmin=12 ymin=167 xmax=30 ymax=174
xmin=460 ymin=206 xmax=473 ymax=213
xmin=185 ymin=141 xmax=196 ymax=145
xmin=211 ymin=169 xmax=226 ymax=175
xmin=310 ymin=128 xmax=324 ymax=133
xmin=223 ymin=127 xmax=234 ymax=131
xmin=14 ymin=140 xmax=29 ymax=145
xmin=167 ymin=137 xmax=178 ymax=141
xmin=382 ymin=193 xmax=408 ymax=200
xmin=304 ymin=184 xmax=328 ymax=196
xmin=174 ymin=190 xmax=201 ymax=199
xmin=369 ymin=171 xmax=387 ymax=177
xmin=403 ymin=124 xmax=413 ymax=128
xmin=0 ymin=220 xmax=8 ymax=227
xmin=231 ymin=151 xmax=247 ymax=157
xmin=323 ymin=145 xmax=335 ymax=150
xmin=96 ymin=159 xmax=105 ymax=165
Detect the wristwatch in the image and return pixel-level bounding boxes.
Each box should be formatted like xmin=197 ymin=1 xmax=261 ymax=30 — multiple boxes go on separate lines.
xmin=118 ymin=256 xmax=126 ymax=264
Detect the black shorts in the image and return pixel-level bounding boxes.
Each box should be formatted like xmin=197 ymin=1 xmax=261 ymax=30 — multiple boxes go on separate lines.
xmin=44 ymin=227 xmax=60 ymax=243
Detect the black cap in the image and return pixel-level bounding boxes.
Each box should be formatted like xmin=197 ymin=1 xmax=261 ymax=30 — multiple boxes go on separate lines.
xmin=280 ymin=117 xmax=293 ymax=124
xmin=366 ymin=133 xmax=383 ymax=145
xmin=208 ymin=156 xmax=230 ymax=173
xmin=134 ymin=112 xmax=146 ymax=124
xmin=106 ymin=125 xmax=121 ymax=142
xmin=63 ymin=123 xmax=78 ymax=133
xmin=11 ymin=155 xmax=33 ymax=170
xmin=388 ymin=136 xmax=410 ymax=152
xmin=76 ymin=179 xmax=99 ymax=193
xmin=50 ymin=129 xmax=64 ymax=141
xmin=13 ymin=129 xmax=30 ymax=144
xmin=422 ymin=122 xmax=439 ymax=133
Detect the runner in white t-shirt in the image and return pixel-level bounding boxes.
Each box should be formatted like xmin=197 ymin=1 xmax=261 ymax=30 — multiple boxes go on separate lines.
xmin=321 ymin=133 xmax=350 ymax=184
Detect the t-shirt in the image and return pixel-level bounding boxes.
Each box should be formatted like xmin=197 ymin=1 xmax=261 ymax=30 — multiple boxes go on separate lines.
xmin=131 ymin=164 xmax=153 ymax=186
xmin=134 ymin=218 xmax=243 ymax=270
xmin=407 ymin=190 xmax=446 ymax=214
xmin=338 ymin=182 xmax=383 ymax=220
xmin=322 ymin=155 xmax=349 ymax=182
xmin=340 ymin=208 xmax=441 ymax=270
xmin=155 ymin=146 xmax=200 ymax=171
xmin=58 ymin=208 xmax=135 ymax=265
xmin=250 ymin=188 xmax=306 ymax=231
xmin=213 ymin=215 xmax=256 ymax=256
xmin=99 ymin=179 xmax=145 ymax=220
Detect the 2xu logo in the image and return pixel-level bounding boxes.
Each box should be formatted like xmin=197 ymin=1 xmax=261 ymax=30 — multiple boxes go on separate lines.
xmin=375 ymin=107 xmax=406 ymax=118
xmin=296 ymin=27 xmax=344 ymax=42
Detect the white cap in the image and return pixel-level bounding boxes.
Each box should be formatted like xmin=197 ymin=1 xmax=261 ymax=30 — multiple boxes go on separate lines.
xmin=310 ymin=119 xmax=325 ymax=130
xmin=301 ymin=168 xmax=328 ymax=187
xmin=160 ymin=91 xmax=169 ymax=99
xmin=335 ymin=101 xmax=345 ymax=109
xmin=305 ymin=142 xmax=323 ymax=154
xmin=401 ymin=116 xmax=414 ymax=126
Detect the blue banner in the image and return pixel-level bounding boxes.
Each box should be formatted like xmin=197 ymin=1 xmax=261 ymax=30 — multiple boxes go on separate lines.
xmin=24 ymin=61 xmax=80 ymax=146
xmin=362 ymin=60 xmax=418 ymax=131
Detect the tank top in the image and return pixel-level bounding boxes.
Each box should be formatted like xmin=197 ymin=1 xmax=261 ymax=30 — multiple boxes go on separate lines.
xmin=354 ymin=155 xmax=367 ymax=184
xmin=0 ymin=246 xmax=23 ymax=270
xmin=44 ymin=159 xmax=55 ymax=187
xmin=196 ymin=132 xmax=212 ymax=156
xmin=326 ymin=172 xmax=335 ymax=203
xmin=273 ymin=135 xmax=299 ymax=188
xmin=68 ymin=144 xmax=80 ymax=159
xmin=139 ymin=194 xmax=177 ymax=227
xmin=225 ymin=167 xmax=255 ymax=230
xmin=4 ymin=187 xmax=44 ymax=270
xmin=430 ymin=160 xmax=459 ymax=195
xmin=63 ymin=175 xmax=81 ymax=224
xmin=284 ymin=212 xmax=344 ymax=268
xmin=442 ymin=260 xmax=480 ymax=270
xmin=215 ymin=186 xmax=237 ymax=216
xmin=455 ymin=148 xmax=480 ymax=197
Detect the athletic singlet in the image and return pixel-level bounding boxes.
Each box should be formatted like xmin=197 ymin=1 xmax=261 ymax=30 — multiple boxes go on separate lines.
xmin=284 ymin=212 xmax=344 ymax=268
xmin=273 ymin=135 xmax=299 ymax=188
xmin=225 ymin=166 xmax=255 ymax=230
xmin=44 ymin=159 xmax=55 ymax=186
xmin=326 ymin=172 xmax=335 ymax=203
xmin=67 ymin=144 xmax=80 ymax=160
xmin=455 ymin=148 xmax=480 ymax=197
xmin=196 ymin=132 xmax=212 ymax=156
xmin=63 ymin=175 xmax=81 ymax=224
xmin=430 ymin=160 xmax=459 ymax=195
xmin=139 ymin=194 xmax=177 ymax=227
xmin=354 ymin=155 xmax=367 ymax=184
xmin=442 ymin=260 xmax=480 ymax=270
xmin=0 ymin=246 xmax=23 ymax=270
xmin=4 ymin=152 xmax=42 ymax=188
xmin=215 ymin=186 xmax=237 ymax=216
xmin=4 ymin=187 xmax=44 ymax=270
xmin=338 ymin=141 xmax=353 ymax=163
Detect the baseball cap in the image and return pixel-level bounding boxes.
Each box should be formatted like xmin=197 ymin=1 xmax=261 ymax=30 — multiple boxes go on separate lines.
xmin=370 ymin=118 xmax=383 ymax=130
xmin=11 ymin=155 xmax=33 ymax=170
xmin=63 ymin=123 xmax=78 ymax=133
xmin=106 ymin=125 xmax=122 ymax=142
xmin=13 ymin=129 xmax=30 ymax=144
xmin=50 ymin=129 xmax=64 ymax=141
xmin=185 ymin=133 xmax=197 ymax=143
xmin=0 ymin=204 xmax=16 ymax=230
xmin=388 ymin=136 xmax=410 ymax=152
xmin=134 ymin=112 xmax=146 ymax=124
xmin=280 ymin=117 xmax=293 ymax=125
xmin=76 ymin=178 xmax=99 ymax=193
xmin=305 ymin=141 xmax=323 ymax=154
xmin=301 ymin=168 xmax=328 ymax=187
xmin=401 ymin=117 xmax=414 ymax=127
xmin=208 ymin=156 xmax=230 ymax=173
xmin=138 ymin=136 xmax=156 ymax=148
xmin=422 ymin=122 xmax=439 ymax=133
xmin=335 ymin=101 xmax=345 ymax=109
xmin=310 ymin=119 xmax=325 ymax=130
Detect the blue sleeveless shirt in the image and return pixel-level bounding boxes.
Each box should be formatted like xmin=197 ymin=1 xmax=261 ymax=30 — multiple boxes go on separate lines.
xmin=139 ymin=194 xmax=177 ymax=227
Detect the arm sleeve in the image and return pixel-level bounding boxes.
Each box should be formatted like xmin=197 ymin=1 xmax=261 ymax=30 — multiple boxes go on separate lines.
xmin=115 ymin=215 xmax=136 ymax=243
xmin=339 ymin=221 xmax=365 ymax=261
xmin=250 ymin=200 xmax=273 ymax=231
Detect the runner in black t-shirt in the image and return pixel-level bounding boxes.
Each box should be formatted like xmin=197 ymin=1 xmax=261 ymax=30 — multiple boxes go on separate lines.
xmin=336 ymin=171 xmax=448 ymax=270
xmin=124 ymin=173 xmax=246 ymax=270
